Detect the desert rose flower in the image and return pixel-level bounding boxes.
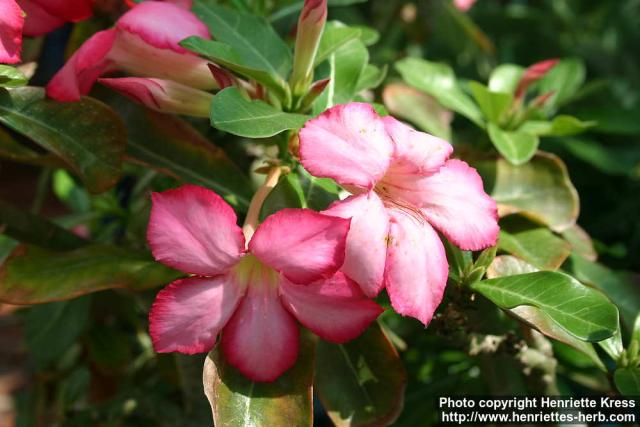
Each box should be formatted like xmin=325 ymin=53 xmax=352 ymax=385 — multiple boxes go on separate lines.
xmin=299 ymin=103 xmax=499 ymax=325
xmin=453 ymin=0 xmax=476 ymax=12
xmin=47 ymin=1 xmax=215 ymax=102
xmin=147 ymin=184 xmax=382 ymax=381
xmin=99 ymin=77 xmax=213 ymax=117
xmin=0 ymin=0 xmax=24 ymax=64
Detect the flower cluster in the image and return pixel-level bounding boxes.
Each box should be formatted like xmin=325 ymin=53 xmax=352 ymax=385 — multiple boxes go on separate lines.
xmin=147 ymin=103 xmax=499 ymax=381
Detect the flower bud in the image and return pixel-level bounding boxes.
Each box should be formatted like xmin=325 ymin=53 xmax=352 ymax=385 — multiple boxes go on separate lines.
xmin=99 ymin=77 xmax=213 ymax=117
xmin=515 ymin=59 xmax=559 ymax=98
xmin=289 ymin=0 xmax=327 ymax=97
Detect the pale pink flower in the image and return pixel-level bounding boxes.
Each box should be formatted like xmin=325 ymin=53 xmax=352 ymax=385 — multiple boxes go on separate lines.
xmin=453 ymin=0 xmax=476 ymax=12
xmin=147 ymin=185 xmax=382 ymax=382
xmin=47 ymin=1 xmax=214 ymax=102
xmin=299 ymin=103 xmax=499 ymax=325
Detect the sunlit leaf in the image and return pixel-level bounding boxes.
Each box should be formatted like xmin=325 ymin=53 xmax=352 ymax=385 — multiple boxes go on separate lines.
xmin=203 ymin=331 xmax=315 ymax=427
xmin=488 ymin=64 xmax=524 ymax=94
xmin=469 ymin=82 xmax=512 ymax=124
xmin=315 ymin=323 xmax=407 ymax=427
xmin=472 ymin=271 xmax=619 ymax=342
xmin=0 ymin=65 xmax=28 ymax=88
xmin=488 ymin=123 xmax=538 ymax=165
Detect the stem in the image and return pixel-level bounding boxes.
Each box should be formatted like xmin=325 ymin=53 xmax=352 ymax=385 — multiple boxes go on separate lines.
xmin=242 ymin=167 xmax=282 ymax=242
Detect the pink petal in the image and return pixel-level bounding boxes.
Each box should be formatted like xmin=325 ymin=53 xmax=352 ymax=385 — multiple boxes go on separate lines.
xmin=453 ymin=0 xmax=476 ymax=12
xmin=299 ymin=102 xmax=394 ymax=189
xmin=147 ymin=185 xmax=245 ymax=276
xmin=221 ymin=281 xmax=299 ymax=382
xmin=281 ymin=273 xmax=383 ymax=343
xmin=149 ymin=275 xmax=244 ymax=354
xmin=46 ymin=29 xmax=116 ymax=101
xmin=108 ymin=29 xmax=215 ymax=90
xmin=0 ymin=0 xmax=24 ymax=64
xmin=382 ymin=116 xmax=452 ymax=177
xmin=249 ymin=209 xmax=350 ymax=284
xmin=27 ymin=0 xmax=92 ymax=22
xmin=384 ymin=208 xmax=448 ymax=326
xmin=116 ymin=1 xmax=209 ymax=54
xmin=19 ymin=0 xmax=65 ymax=37
xmin=323 ymin=192 xmax=389 ymax=297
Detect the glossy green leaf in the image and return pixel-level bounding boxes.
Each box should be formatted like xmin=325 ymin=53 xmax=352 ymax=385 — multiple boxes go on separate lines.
xmin=472 ymin=271 xmax=619 ymax=342
xmin=0 ymin=65 xmax=28 ymax=88
xmin=469 ymin=82 xmax=512 ymax=123
xmin=488 ymin=64 xmax=524 ymax=94
xmin=519 ymin=115 xmax=595 ymax=137
xmin=192 ymin=0 xmax=292 ymax=78
xmin=382 ymin=83 xmax=452 ymax=139
xmin=395 ymin=57 xmax=484 ymax=127
xmin=260 ymin=173 xmax=305 ymax=219
xmin=0 ymin=244 xmax=180 ymax=304
xmin=482 ymin=152 xmax=579 ymax=232
xmin=0 ymin=199 xmax=87 ymax=250
xmin=554 ymin=137 xmax=640 ymax=177
xmin=315 ymin=323 xmax=407 ymax=427
xmin=104 ymin=92 xmax=252 ymax=210
xmin=0 ymin=126 xmax=66 ymax=167
xmin=315 ymin=22 xmax=362 ymax=66
xmin=537 ymin=58 xmax=586 ymax=108
xmin=567 ymin=254 xmax=640 ymax=331
xmin=297 ymin=167 xmax=340 ymax=210
xmin=487 ymin=123 xmax=539 ymax=165
xmin=180 ymin=37 xmax=289 ymax=101
xmin=498 ymin=226 xmax=571 ymax=270
xmin=313 ymin=38 xmax=368 ymax=112
xmin=614 ymin=367 xmax=640 ymax=396
xmin=0 ymin=87 xmax=125 ymax=193
xmin=212 ymin=87 xmax=309 ymax=138
xmin=486 ymin=255 xmax=538 ymax=279
xmin=202 ymin=331 xmax=315 ymax=427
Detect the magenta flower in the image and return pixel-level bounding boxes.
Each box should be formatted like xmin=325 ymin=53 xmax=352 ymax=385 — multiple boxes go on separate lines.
xmin=299 ymin=103 xmax=499 ymax=325
xmin=147 ymin=185 xmax=383 ymax=382
xmin=1 ymin=0 xmax=94 ymax=64
xmin=46 ymin=1 xmax=214 ymax=102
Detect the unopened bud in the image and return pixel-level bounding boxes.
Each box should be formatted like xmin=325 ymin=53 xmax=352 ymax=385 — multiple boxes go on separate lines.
xmin=515 ymin=58 xmax=559 ymax=98
xmin=289 ymin=0 xmax=327 ymax=97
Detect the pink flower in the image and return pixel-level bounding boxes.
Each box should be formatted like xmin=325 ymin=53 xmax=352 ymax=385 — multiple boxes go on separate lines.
xmin=47 ymin=1 xmax=214 ymax=102
xmin=147 ymin=185 xmax=383 ymax=382
xmin=1 ymin=0 xmax=95 ymax=64
xmin=515 ymin=58 xmax=559 ymax=99
xmin=0 ymin=0 xmax=24 ymax=64
xmin=453 ymin=0 xmax=476 ymax=12
xmin=299 ymin=103 xmax=499 ymax=325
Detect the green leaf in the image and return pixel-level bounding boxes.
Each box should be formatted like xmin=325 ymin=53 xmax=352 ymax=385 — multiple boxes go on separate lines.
xmin=25 ymin=296 xmax=91 ymax=368
xmin=315 ymin=323 xmax=406 ymax=427
xmin=260 ymin=173 xmax=305 ymax=220
xmin=561 ymin=224 xmax=597 ymax=261
xmin=471 ymin=271 xmax=619 ymax=342
xmin=313 ymin=38 xmax=369 ymax=112
xmin=488 ymin=64 xmax=524 ymax=94
xmin=487 ymin=255 xmax=538 ymax=279
xmin=315 ymin=22 xmax=362 ymax=66
xmin=0 ymin=126 xmax=67 ymax=167
xmin=0 ymin=199 xmax=87 ymax=250
xmin=192 ymin=0 xmax=292 ymax=78
xmin=212 ymin=87 xmax=309 ymax=138
xmin=0 ymin=244 xmax=181 ymax=304
xmin=468 ymin=82 xmax=512 ymax=124
xmin=519 ymin=115 xmax=595 ymax=137
xmin=0 ymin=87 xmax=125 ymax=193
xmin=567 ymin=254 xmax=640 ymax=331
xmin=297 ymin=167 xmax=340 ymax=210
xmin=382 ymin=83 xmax=452 ymax=139
xmin=0 ymin=65 xmax=28 ymax=88
xmin=481 ymin=152 xmax=579 ymax=232
xmin=355 ymin=64 xmax=387 ymax=93
xmin=180 ymin=37 xmax=289 ymax=102
xmin=104 ymin=91 xmax=252 ymax=210
xmin=537 ymin=58 xmax=586 ymax=108
xmin=487 ymin=123 xmax=539 ymax=165
xmin=498 ymin=224 xmax=571 ymax=270
xmin=202 ymin=331 xmax=315 ymax=427
xmin=614 ymin=367 xmax=640 ymax=396
xmin=269 ymin=0 xmax=367 ymax=22
xmin=395 ymin=57 xmax=484 ymax=127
